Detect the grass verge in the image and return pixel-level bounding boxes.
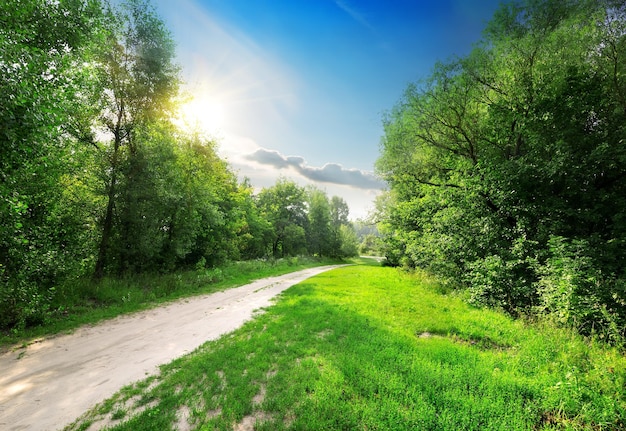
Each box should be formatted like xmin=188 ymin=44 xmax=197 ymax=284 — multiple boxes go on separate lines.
xmin=0 ymin=256 xmax=342 ymax=349
xmin=65 ymin=263 xmax=625 ymax=430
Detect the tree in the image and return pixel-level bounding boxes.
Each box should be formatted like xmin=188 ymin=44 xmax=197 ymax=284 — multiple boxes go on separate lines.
xmin=172 ymin=132 xmax=253 ymax=268
xmin=307 ymin=188 xmax=332 ymax=257
xmin=329 ymin=196 xmax=353 ymax=257
xmin=0 ymin=0 xmax=104 ymax=327
xmin=353 ymin=220 xmax=383 ymax=256
xmin=257 ymin=179 xmax=308 ymax=258
xmin=339 ymin=224 xmax=359 ymax=257
xmin=233 ymin=179 xmax=273 ymax=260
xmin=89 ymin=0 xmax=180 ymax=277
xmin=377 ymin=0 xmax=626 ymax=339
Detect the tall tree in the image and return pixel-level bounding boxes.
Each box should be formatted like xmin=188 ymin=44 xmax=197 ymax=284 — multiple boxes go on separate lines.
xmin=329 ymin=195 xmax=351 ymax=256
xmin=90 ymin=0 xmax=180 ymax=277
xmin=307 ymin=189 xmax=332 ymax=257
xmin=232 ymin=179 xmax=273 ymax=261
xmin=257 ymin=179 xmax=308 ymax=257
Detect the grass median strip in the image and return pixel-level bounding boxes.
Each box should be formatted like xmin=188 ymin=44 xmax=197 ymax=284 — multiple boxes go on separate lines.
xmin=66 ymin=262 xmax=626 ymax=431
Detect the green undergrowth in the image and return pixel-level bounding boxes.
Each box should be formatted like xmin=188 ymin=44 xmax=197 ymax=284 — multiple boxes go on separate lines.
xmin=66 ymin=262 xmax=625 ymax=430
xmin=1 ymin=256 xmax=342 ymax=349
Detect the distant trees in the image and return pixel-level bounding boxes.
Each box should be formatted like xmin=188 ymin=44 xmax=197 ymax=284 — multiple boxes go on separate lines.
xmin=0 ymin=0 xmax=357 ymax=331
xmin=377 ymin=0 xmax=626 ymax=342
xmin=257 ymin=179 xmax=358 ymax=258
xmin=353 ymin=221 xmax=384 ymax=256
xmin=307 ymin=188 xmax=332 ymax=257
xmin=257 ymin=178 xmax=309 ymax=258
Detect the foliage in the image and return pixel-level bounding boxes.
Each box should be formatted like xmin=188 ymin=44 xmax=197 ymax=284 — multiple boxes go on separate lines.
xmin=0 ymin=0 xmax=103 ymax=328
xmin=339 ymin=224 xmax=359 ymax=257
xmin=353 ymin=220 xmax=384 ymax=256
xmin=377 ymin=0 xmax=626 ymax=342
xmin=257 ymin=178 xmax=309 ymax=258
xmin=537 ymin=236 xmax=626 ymax=344
xmin=257 ymin=179 xmax=357 ymax=259
xmin=307 ymin=188 xmax=333 ymax=257
xmin=0 ymin=0 xmax=359 ymax=332
xmin=89 ymin=0 xmax=181 ymax=277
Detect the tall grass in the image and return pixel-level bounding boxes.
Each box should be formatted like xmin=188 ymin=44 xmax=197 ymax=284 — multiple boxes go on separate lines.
xmin=68 ymin=264 xmax=626 ymax=430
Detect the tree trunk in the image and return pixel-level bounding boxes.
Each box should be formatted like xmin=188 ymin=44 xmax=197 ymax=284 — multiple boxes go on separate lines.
xmin=94 ymin=125 xmax=123 ymax=279
xmin=94 ymin=170 xmax=117 ymax=279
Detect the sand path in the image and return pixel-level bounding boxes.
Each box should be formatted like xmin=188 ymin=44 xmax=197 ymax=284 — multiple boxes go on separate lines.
xmin=0 ymin=265 xmax=344 ymax=431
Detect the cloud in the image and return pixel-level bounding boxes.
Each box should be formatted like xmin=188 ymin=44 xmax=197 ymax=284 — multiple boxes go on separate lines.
xmin=246 ymin=148 xmax=385 ymax=190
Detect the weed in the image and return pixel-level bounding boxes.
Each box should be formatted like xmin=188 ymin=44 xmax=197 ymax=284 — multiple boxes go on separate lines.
xmin=111 ymin=408 xmax=126 ymax=420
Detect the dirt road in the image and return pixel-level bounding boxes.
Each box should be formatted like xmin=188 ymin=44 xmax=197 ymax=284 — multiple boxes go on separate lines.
xmin=0 ymin=265 xmax=344 ymax=431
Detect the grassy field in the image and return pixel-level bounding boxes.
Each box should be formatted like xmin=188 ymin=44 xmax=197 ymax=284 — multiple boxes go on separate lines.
xmin=1 ymin=257 xmax=341 ymax=349
xmin=67 ymin=260 xmax=625 ymax=430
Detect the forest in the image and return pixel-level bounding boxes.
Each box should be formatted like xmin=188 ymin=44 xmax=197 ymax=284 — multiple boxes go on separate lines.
xmin=377 ymin=0 xmax=626 ymax=344
xmin=0 ymin=0 xmax=362 ymax=331
xmin=3 ymin=0 xmax=626 ymax=348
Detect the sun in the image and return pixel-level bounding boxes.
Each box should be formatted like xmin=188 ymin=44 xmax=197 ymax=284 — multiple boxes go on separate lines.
xmin=175 ymin=91 xmax=227 ymax=135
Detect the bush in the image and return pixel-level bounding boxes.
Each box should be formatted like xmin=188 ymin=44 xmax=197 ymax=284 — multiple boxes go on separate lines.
xmin=458 ymin=235 xmax=537 ymax=313
xmin=0 ymin=279 xmax=54 ymax=330
xmin=537 ymin=236 xmax=626 ymax=344
xmin=466 ymin=254 xmax=536 ymax=315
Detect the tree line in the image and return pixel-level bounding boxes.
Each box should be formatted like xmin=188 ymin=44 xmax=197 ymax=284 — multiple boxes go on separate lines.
xmin=377 ymin=0 xmax=626 ymax=343
xmin=0 ymin=0 xmax=358 ymax=330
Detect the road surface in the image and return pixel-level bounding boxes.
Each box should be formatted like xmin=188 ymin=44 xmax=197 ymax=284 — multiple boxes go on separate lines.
xmin=0 ymin=265 xmax=344 ymax=431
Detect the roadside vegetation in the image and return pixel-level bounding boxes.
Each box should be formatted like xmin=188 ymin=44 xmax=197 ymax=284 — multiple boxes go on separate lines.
xmin=66 ymin=263 xmax=625 ymax=431
xmin=0 ymin=256 xmax=342 ymax=349
xmin=376 ymin=0 xmax=626 ymax=345
xmin=0 ymin=0 xmax=360 ymax=335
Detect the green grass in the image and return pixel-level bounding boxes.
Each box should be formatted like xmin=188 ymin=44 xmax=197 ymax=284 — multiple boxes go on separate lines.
xmin=0 ymin=256 xmax=342 ymax=349
xmin=66 ymin=263 xmax=626 ymax=430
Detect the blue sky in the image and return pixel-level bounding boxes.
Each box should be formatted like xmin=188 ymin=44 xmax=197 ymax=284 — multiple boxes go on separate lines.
xmin=155 ymin=0 xmax=503 ymax=219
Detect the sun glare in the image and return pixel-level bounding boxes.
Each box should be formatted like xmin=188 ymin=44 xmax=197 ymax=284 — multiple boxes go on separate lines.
xmin=176 ymin=93 xmax=227 ymax=135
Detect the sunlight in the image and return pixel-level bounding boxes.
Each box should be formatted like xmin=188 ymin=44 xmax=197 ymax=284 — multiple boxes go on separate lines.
xmin=175 ymin=90 xmax=227 ymax=134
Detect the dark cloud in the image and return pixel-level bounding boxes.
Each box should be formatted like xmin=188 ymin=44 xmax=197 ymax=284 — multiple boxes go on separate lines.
xmin=249 ymin=148 xmax=290 ymax=168
xmin=246 ymin=148 xmax=385 ymax=190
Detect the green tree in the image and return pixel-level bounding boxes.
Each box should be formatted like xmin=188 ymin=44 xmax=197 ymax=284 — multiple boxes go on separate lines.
xmin=307 ymin=189 xmax=332 ymax=257
xmin=354 ymin=220 xmax=383 ymax=256
xmin=233 ymin=179 xmax=273 ymax=260
xmin=0 ymin=0 xmax=104 ymax=327
xmin=172 ymin=132 xmax=250 ymax=268
xmin=328 ymin=196 xmax=350 ymax=256
xmin=377 ymin=0 xmax=626 ymax=338
xmin=339 ymin=224 xmax=359 ymax=257
xmin=89 ymin=0 xmax=180 ymax=277
xmin=257 ymin=179 xmax=309 ymax=258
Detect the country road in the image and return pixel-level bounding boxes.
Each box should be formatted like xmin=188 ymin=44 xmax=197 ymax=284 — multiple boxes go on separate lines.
xmin=0 ymin=265 xmax=345 ymax=431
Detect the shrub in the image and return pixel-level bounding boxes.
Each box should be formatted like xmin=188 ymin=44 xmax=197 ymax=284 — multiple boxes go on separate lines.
xmin=0 ymin=278 xmax=54 ymax=329
xmin=537 ymin=236 xmax=626 ymax=344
